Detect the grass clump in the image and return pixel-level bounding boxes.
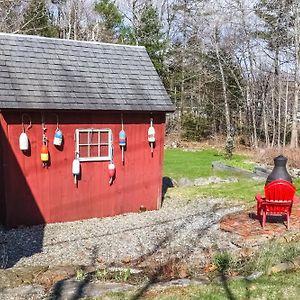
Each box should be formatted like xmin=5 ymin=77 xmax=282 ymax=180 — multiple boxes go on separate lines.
xmin=213 ymin=252 xmax=234 ymax=273
xmin=75 ymin=268 xmax=85 ymax=281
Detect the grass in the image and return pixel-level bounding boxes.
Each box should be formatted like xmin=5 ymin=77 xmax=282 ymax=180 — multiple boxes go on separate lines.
xmin=168 ymin=178 xmax=264 ymax=204
xmin=164 ymin=149 xmax=255 ymax=180
xmin=99 ymin=270 xmax=300 ymax=299
xmin=245 ymin=237 xmax=300 ymax=274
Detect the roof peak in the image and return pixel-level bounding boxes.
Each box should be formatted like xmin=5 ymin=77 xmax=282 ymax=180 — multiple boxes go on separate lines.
xmin=0 ymin=32 xmax=145 ymax=49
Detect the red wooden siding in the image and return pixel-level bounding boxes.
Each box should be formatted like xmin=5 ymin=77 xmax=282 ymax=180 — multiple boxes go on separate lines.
xmin=0 ymin=111 xmax=165 ymax=227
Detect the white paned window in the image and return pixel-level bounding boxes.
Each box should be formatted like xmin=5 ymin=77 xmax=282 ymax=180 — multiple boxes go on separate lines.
xmin=75 ymin=128 xmax=113 ymax=162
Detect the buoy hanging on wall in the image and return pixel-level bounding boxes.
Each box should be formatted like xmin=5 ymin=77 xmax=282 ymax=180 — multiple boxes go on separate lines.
xmin=119 ymin=114 xmax=126 ymax=163
xmin=19 ymin=132 xmax=29 ymax=151
xmin=72 ymin=152 xmax=80 ymax=185
xmin=148 ymin=117 xmax=156 ymax=154
xmin=53 ymin=115 xmax=63 ymax=146
xmin=41 ymin=143 xmax=49 ymax=165
xmin=54 ymin=128 xmax=63 ymax=146
xmin=108 ymin=162 xmax=116 ymax=185
xmin=41 ymin=115 xmax=49 ymax=167
xmin=19 ymin=114 xmax=32 ymax=151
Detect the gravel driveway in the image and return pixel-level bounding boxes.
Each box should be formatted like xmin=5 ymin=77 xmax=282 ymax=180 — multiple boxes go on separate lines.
xmin=0 ymin=197 xmax=241 ymax=269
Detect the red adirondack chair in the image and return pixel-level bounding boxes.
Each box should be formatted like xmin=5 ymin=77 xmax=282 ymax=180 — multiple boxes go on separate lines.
xmin=255 ymin=179 xmax=298 ymax=229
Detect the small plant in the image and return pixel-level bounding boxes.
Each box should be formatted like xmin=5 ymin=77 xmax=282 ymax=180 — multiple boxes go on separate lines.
xmin=113 ymin=268 xmax=131 ymax=282
xmin=95 ymin=268 xmax=109 ymax=281
xmin=75 ymin=268 xmax=85 ymax=281
xmin=224 ymin=135 xmax=235 ymax=159
xmin=213 ymin=251 xmax=233 ymax=273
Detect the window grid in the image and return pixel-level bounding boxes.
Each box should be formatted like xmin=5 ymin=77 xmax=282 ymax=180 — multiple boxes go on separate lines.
xmin=75 ymin=128 xmax=112 ymax=162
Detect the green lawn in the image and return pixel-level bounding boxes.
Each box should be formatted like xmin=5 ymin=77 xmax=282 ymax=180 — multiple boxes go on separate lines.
xmin=163 ymin=149 xmax=255 ymax=180
xmin=163 ymin=149 xmax=263 ymax=204
xmin=170 ymin=179 xmax=264 ymax=204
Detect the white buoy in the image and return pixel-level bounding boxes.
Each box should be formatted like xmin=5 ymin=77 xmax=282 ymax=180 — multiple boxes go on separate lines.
xmin=19 ymin=132 xmax=29 ymax=151
xmin=72 ymin=155 xmax=80 ymax=185
xmin=148 ymin=118 xmax=156 ymax=153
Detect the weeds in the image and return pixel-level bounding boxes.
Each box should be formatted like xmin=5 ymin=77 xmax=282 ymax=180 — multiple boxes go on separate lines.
xmin=245 ymin=238 xmax=300 ymax=274
xmin=93 ymin=268 xmax=132 ymax=282
xmin=95 ymin=268 xmax=108 ymax=281
xmin=213 ymin=252 xmax=234 ymax=273
xmin=75 ymin=268 xmax=85 ymax=281
xmin=113 ymin=268 xmax=131 ymax=282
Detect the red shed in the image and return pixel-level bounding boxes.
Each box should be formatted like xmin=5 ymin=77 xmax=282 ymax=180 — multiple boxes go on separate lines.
xmin=0 ymin=33 xmax=175 ymax=227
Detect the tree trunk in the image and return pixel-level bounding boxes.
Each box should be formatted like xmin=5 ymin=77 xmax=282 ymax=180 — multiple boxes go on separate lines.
xmin=291 ymin=3 xmax=300 ymax=149
xmin=215 ymin=32 xmax=231 ymax=139
xmin=283 ymin=78 xmax=289 ymax=147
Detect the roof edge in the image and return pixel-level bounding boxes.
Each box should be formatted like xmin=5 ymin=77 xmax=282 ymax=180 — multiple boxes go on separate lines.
xmin=0 ymin=32 xmax=146 ymax=50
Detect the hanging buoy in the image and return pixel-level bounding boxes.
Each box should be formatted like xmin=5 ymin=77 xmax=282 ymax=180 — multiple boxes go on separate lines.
xmin=148 ymin=118 xmax=155 ymax=154
xmin=119 ymin=129 xmax=126 ymax=163
xmin=41 ymin=114 xmax=49 ymax=167
xmin=54 ymin=128 xmax=63 ymax=146
xmin=19 ymin=114 xmax=31 ymax=151
xmin=72 ymin=153 xmax=80 ymax=185
xmin=41 ymin=144 xmax=49 ymax=166
xmin=108 ymin=162 xmax=116 ymax=185
xmin=19 ymin=132 xmax=29 ymax=151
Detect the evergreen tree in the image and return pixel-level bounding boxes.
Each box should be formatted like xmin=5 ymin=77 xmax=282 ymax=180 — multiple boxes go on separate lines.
xmin=255 ymin=0 xmax=294 ymax=73
xmin=136 ymin=3 xmax=167 ymax=77
xmin=22 ymin=0 xmax=57 ymax=37
xmin=94 ymin=0 xmax=123 ymax=42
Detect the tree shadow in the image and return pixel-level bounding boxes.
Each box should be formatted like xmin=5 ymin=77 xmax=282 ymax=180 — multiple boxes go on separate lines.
xmin=50 ymin=245 xmax=99 ymax=300
xmin=219 ymin=271 xmax=236 ymax=300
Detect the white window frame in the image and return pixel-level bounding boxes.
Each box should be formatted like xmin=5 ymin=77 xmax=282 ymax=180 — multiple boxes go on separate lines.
xmin=75 ymin=128 xmax=113 ymax=162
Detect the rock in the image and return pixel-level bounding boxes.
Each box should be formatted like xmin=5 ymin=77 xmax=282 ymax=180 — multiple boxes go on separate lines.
xmin=0 ymin=284 xmax=46 ymax=300
xmin=35 ymin=266 xmax=75 ymax=289
xmin=267 ymin=262 xmax=294 ymax=275
xmin=107 ymin=266 xmax=142 ymax=274
xmin=121 ymin=256 xmax=132 ymax=264
xmin=245 ymin=271 xmax=264 ymax=281
xmin=50 ymin=279 xmax=135 ymax=299
xmin=212 ymin=161 xmax=268 ymax=179
xmin=193 ymin=176 xmax=238 ymax=186
xmin=212 ymin=161 xmax=253 ymax=177
xmin=254 ymin=166 xmax=270 ymax=178
xmin=178 ymin=177 xmax=193 ymax=187
xmin=194 ymin=178 xmax=209 ymax=186
xmin=149 ymin=278 xmax=209 ymax=291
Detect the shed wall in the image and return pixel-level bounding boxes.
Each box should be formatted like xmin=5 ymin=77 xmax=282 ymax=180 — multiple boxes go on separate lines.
xmin=0 ymin=111 xmax=165 ymax=227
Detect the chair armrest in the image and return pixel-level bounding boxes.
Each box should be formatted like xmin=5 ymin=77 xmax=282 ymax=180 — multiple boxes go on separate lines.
xmin=293 ymin=195 xmax=300 ymax=204
xmin=255 ymin=194 xmax=264 ymax=202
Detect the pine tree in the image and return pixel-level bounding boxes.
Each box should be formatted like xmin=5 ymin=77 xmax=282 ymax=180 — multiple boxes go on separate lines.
xmin=22 ymin=0 xmax=57 ymax=37
xmin=94 ymin=0 xmax=123 ymax=42
xmin=136 ymin=3 xmax=167 ymax=78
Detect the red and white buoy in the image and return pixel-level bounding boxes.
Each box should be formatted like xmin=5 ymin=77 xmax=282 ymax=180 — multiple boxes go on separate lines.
xmin=148 ymin=118 xmax=155 ymax=154
xmin=108 ymin=162 xmax=116 ymax=185
xmin=72 ymin=152 xmax=80 ymax=185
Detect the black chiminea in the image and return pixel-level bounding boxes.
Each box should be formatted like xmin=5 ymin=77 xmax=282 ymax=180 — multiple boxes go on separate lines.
xmin=266 ymin=155 xmax=292 ymax=185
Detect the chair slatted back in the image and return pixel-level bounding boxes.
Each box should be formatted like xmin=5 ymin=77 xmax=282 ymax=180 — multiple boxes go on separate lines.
xmin=264 ymin=180 xmax=295 ymax=214
xmin=265 ymin=180 xmax=296 ymax=201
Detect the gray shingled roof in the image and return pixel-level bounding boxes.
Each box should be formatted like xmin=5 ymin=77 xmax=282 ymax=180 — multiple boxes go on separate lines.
xmin=0 ymin=33 xmax=175 ymax=112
